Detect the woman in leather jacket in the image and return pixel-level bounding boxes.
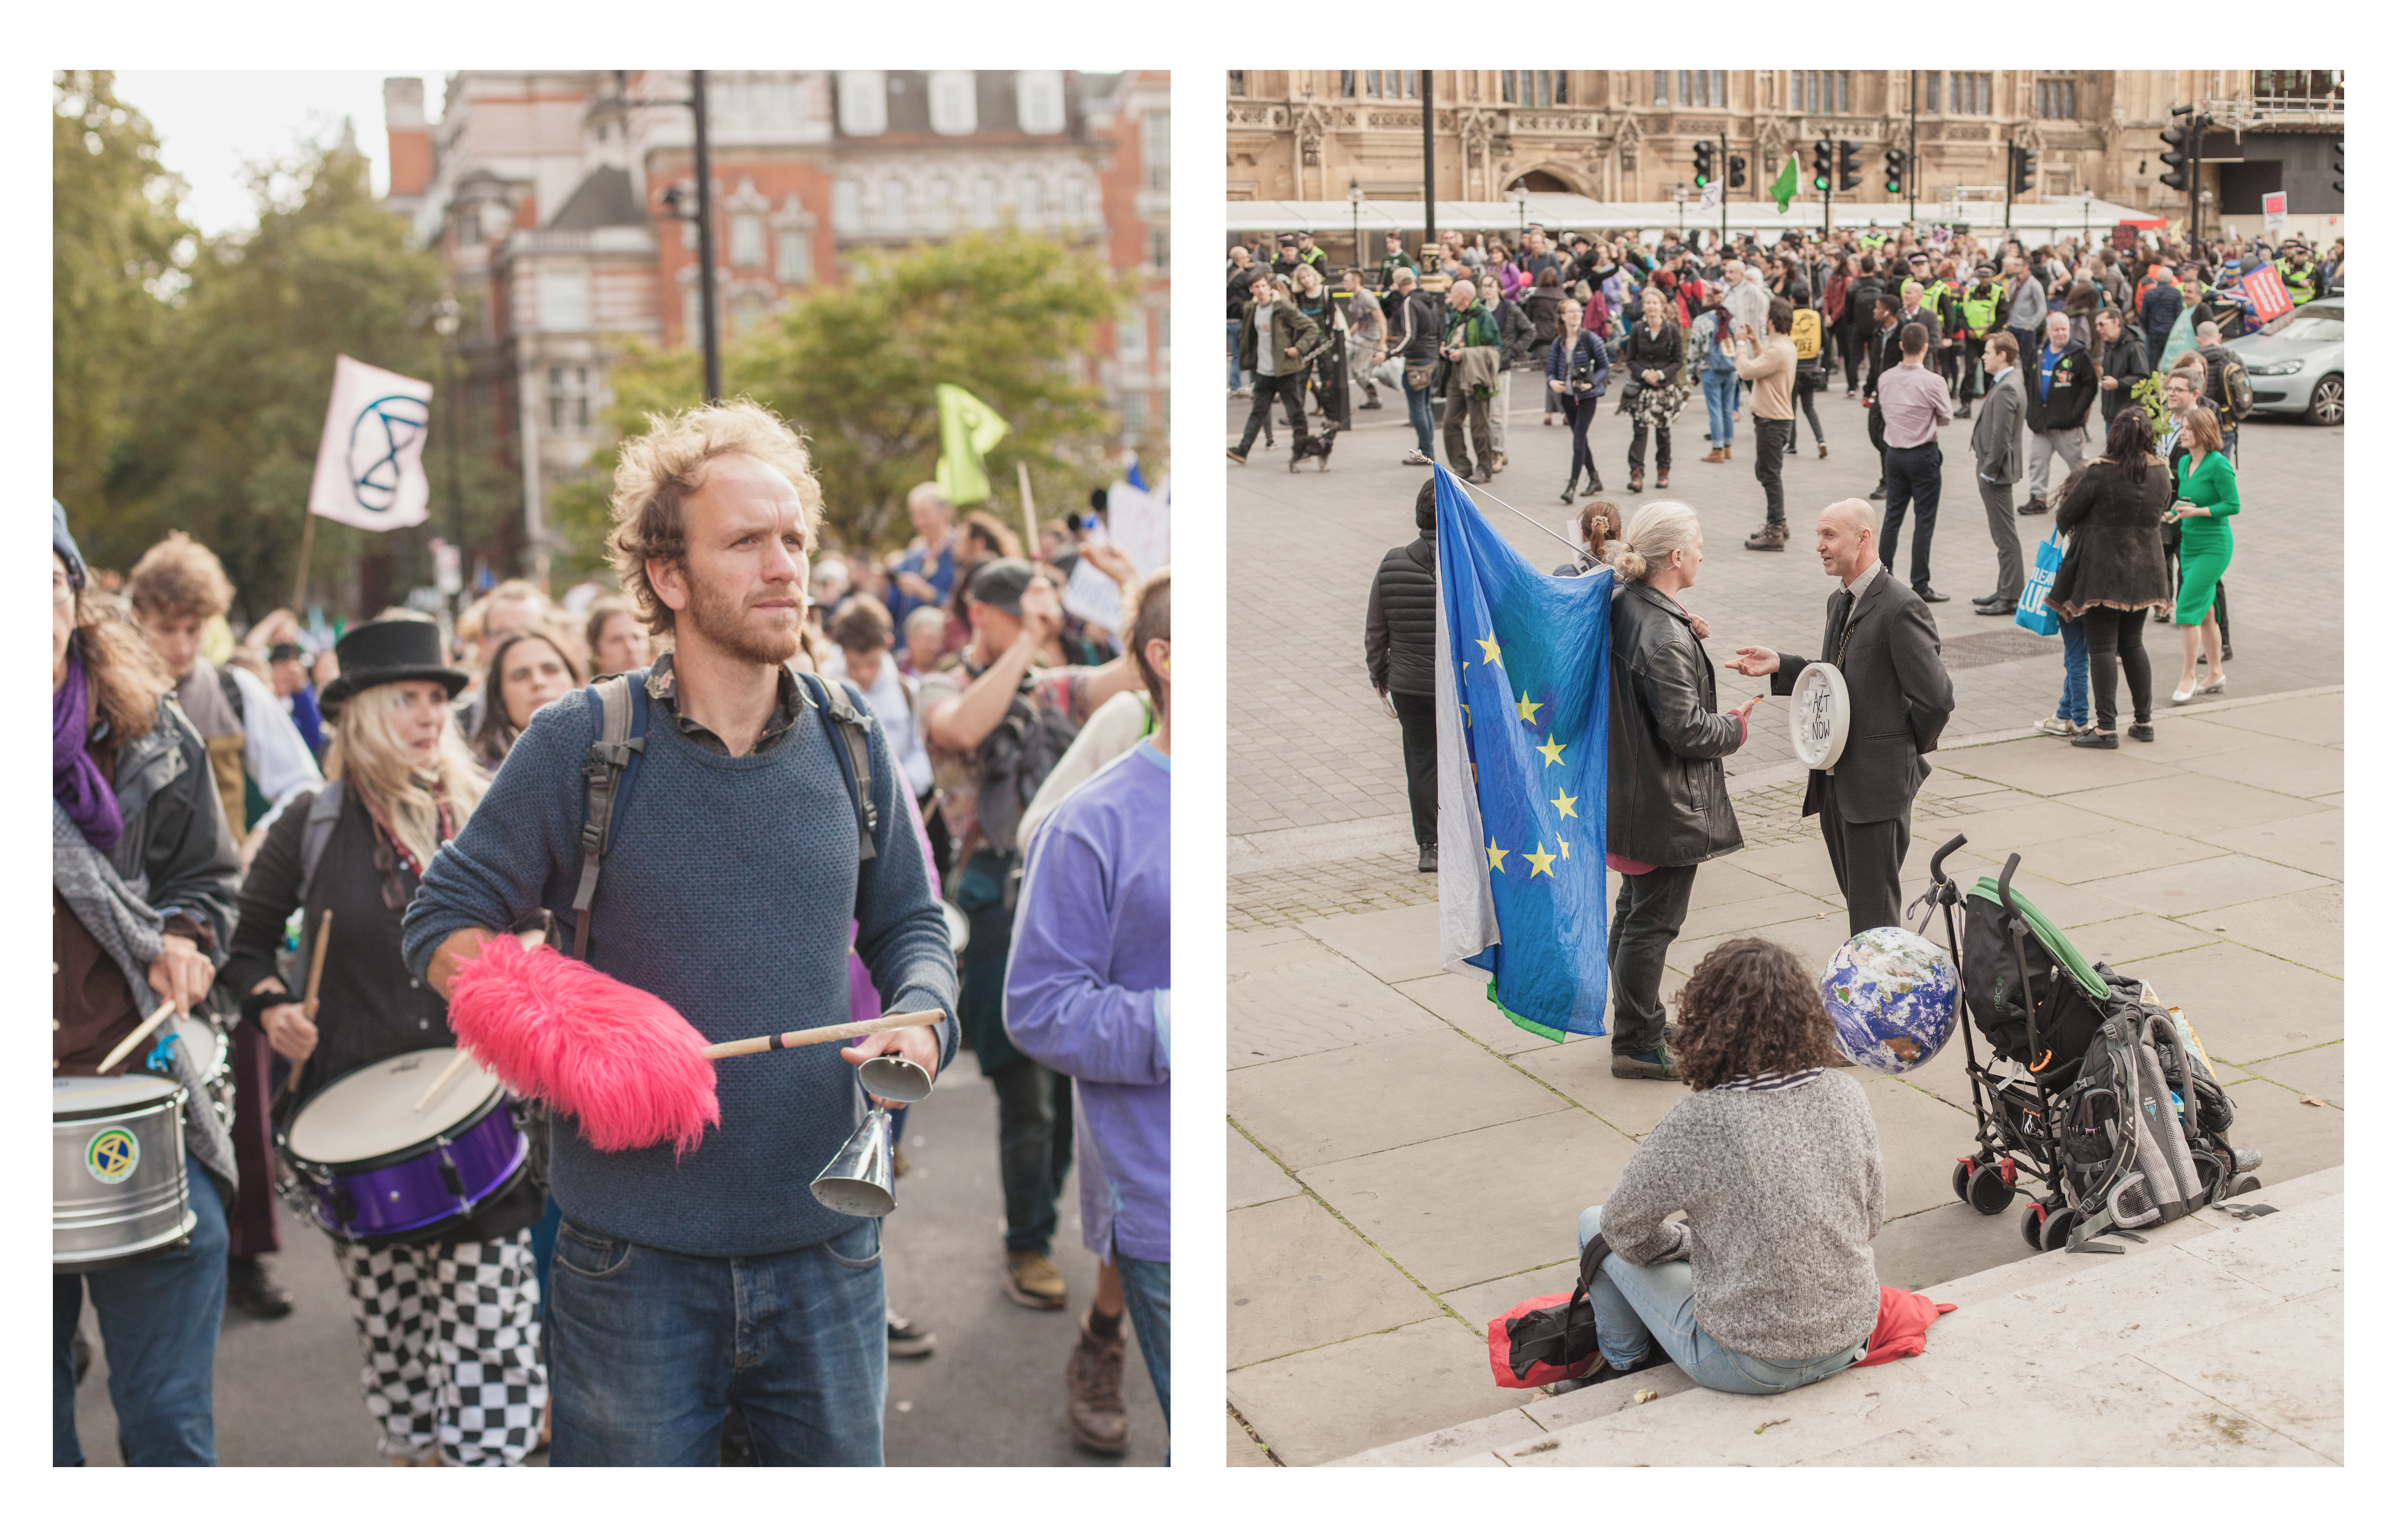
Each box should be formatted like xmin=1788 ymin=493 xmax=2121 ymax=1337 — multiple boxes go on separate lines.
xmin=1603 ymin=502 xmax=1753 ymax=1080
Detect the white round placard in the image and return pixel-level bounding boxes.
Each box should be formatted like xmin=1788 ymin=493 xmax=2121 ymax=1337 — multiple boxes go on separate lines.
xmin=1788 ymin=662 xmax=1851 ymax=771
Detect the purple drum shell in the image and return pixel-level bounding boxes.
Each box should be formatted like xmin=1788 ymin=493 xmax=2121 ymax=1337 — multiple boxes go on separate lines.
xmin=300 ymin=1096 xmax=527 ymax=1243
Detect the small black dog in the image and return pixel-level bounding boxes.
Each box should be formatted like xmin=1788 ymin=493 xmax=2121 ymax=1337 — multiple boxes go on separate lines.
xmin=1289 ymin=427 xmax=1339 ymax=473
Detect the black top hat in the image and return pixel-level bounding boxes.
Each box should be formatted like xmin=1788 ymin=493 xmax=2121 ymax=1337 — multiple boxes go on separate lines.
xmin=319 ymin=617 xmax=469 ymax=708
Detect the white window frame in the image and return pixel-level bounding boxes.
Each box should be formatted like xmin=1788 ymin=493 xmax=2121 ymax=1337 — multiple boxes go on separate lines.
xmin=929 ymin=71 xmax=977 ymax=136
xmin=1016 ymin=173 xmax=1044 ymax=226
xmin=879 ymin=176 xmax=909 ymax=232
xmin=729 ymin=211 xmax=764 ymax=269
xmin=538 ymin=268 xmax=587 ymax=332
xmin=837 ymin=71 xmax=887 ymax=136
xmin=1016 ymin=70 xmax=1066 ymax=135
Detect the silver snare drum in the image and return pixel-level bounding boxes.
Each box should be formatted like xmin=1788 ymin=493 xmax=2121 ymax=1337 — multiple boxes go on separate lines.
xmin=183 ymin=1010 xmax=235 ymax=1131
xmin=55 ymin=1074 xmax=195 ymax=1273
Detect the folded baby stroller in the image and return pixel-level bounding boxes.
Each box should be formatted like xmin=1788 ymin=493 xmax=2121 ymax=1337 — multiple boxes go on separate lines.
xmin=1912 ymin=836 xmax=2264 ymax=1254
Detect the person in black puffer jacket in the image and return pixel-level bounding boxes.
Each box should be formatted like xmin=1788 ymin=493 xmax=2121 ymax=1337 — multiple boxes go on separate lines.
xmin=1366 ymin=479 xmax=1442 ymax=870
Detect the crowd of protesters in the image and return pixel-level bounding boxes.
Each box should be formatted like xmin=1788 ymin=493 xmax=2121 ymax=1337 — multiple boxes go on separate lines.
xmin=1311 ymin=219 xmax=2321 ymax=861
xmin=54 ymin=403 xmax=1170 ymax=1466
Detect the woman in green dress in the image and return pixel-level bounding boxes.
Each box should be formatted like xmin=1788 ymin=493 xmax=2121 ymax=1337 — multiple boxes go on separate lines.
xmin=2168 ymin=405 xmax=2237 ymax=703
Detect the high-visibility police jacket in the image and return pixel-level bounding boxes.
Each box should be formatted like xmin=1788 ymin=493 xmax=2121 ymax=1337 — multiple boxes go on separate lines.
xmin=2277 ymin=257 xmax=2315 ymax=307
xmin=1960 ymin=282 xmax=2005 ymax=337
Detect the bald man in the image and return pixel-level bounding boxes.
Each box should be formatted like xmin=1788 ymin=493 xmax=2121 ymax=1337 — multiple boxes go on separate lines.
xmin=1729 ymin=500 xmax=1955 ymax=936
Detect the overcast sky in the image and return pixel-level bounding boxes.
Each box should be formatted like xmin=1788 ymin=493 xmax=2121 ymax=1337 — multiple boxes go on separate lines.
xmin=109 ymin=71 xmax=448 ymax=237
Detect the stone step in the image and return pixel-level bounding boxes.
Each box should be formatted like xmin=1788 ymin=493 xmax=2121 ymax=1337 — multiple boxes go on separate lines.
xmin=1333 ymin=1166 xmax=2341 ymax=1467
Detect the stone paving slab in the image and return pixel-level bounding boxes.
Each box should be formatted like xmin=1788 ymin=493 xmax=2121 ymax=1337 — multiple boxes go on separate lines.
xmin=2076 ymin=851 xmax=2330 ymax=919
xmin=1226 ymin=1316 xmax=1541 ymax=1468
xmin=1228 ymin=1194 xmax=1443 ymax=1368
xmin=1229 ymin=1123 xmax=1301 ymax=1210
xmin=1297 ymin=1110 xmax=1641 ymax=1296
xmin=2190 ymin=807 xmax=2344 ymax=881
xmin=1231 ymin=1026 xmax=1570 ymax=1169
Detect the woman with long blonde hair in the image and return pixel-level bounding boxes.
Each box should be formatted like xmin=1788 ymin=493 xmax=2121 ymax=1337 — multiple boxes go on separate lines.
xmin=219 ymin=618 xmax=544 ymax=1467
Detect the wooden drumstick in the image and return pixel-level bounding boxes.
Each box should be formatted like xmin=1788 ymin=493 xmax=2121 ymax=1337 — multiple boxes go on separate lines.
xmin=95 ymin=999 xmax=182 ymax=1075
xmin=286 ymin=909 xmax=334 ymax=1095
xmin=701 ymin=1009 xmax=945 ymax=1061
xmin=412 ymin=1049 xmax=478 ymax=1113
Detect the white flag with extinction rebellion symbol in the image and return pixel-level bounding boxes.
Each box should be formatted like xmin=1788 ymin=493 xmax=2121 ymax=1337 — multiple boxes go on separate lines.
xmin=307 ymin=354 xmax=435 ymax=531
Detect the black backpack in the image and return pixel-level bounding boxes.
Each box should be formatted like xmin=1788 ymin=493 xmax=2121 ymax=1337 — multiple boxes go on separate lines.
xmin=972 ymin=678 xmax=1079 ymax=856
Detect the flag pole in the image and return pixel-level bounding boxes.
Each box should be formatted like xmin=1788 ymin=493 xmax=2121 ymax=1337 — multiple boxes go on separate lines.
xmin=1444 ymin=470 xmax=1598 ymax=567
xmin=290 ymin=510 xmax=317 ymax=612
xmin=1014 ymin=460 xmax=1040 ymax=557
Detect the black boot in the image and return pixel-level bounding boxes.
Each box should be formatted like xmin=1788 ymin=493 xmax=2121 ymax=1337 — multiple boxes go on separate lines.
xmin=1559 ymin=471 xmax=1580 ymax=505
xmin=227 ymin=1256 xmax=294 ymax=1320
xmin=1417 ymin=843 xmax=1439 ymax=873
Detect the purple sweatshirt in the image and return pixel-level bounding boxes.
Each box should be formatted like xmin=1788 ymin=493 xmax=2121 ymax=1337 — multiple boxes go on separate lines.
xmin=1004 ymin=742 xmax=1171 ymax=1263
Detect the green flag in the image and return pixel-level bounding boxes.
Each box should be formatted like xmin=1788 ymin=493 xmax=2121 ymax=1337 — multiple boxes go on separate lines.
xmin=935 ymin=384 xmax=1010 ymax=506
xmin=1770 ymin=153 xmax=1800 ymax=214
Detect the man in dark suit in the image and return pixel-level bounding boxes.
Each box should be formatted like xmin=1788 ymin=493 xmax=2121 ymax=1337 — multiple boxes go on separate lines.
xmin=1970 ymin=331 xmax=2028 ymax=615
xmin=1729 ymin=499 xmax=1956 ymax=936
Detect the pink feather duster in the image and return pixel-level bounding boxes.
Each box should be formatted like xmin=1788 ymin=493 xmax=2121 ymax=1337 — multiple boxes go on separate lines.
xmin=447 ymin=937 xmax=720 ymax=1155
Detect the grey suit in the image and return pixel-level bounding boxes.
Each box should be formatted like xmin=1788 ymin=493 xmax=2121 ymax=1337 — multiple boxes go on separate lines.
xmin=1974 ymin=367 xmax=2028 ymax=600
xmin=1770 ymin=569 xmax=1957 ymax=935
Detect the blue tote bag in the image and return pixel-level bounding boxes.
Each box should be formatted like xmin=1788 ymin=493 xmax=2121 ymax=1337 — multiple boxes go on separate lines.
xmin=2015 ymin=531 xmax=2063 ymax=637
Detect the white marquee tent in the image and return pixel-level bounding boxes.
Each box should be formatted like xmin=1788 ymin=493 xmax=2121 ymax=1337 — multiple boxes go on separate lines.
xmin=1228 ymin=194 xmax=2174 ymax=250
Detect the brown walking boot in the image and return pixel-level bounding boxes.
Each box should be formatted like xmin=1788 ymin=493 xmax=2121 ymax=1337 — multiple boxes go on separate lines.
xmin=1744 ymin=524 xmax=1788 ymax=550
xmin=1066 ymin=1308 xmax=1131 ymax=1455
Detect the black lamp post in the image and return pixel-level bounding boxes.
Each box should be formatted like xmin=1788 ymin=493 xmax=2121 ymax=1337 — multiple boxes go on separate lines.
xmin=431 ymin=293 xmax=467 ymax=619
xmin=623 ymin=69 xmax=722 ymax=403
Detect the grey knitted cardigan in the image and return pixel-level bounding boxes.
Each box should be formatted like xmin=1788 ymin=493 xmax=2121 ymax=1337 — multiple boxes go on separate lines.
xmin=1597 ymin=1071 xmax=1885 ymax=1360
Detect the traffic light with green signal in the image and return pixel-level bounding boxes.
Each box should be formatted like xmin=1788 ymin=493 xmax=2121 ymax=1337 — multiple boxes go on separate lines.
xmin=1693 ymin=141 xmax=1714 ymax=188
xmin=1838 ymin=140 xmax=1862 ymax=192
xmin=1883 ymin=148 xmax=1906 ymax=195
xmin=1813 ymin=138 xmax=1833 ymax=192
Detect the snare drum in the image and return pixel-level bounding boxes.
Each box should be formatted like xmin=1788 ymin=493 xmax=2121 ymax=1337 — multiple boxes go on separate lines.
xmin=55 ymin=1074 xmax=195 ymax=1272
xmin=182 ymin=1011 xmax=234 ymax=1131
xmin=279 ymin=1048 xmax=528 ymax=1244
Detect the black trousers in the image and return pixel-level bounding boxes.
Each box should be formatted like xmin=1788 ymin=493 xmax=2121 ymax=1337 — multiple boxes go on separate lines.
xmin=1880 ymin=440 xmax=1942 ymax=590
xmin=2084 ymin=605 xmax=2154 ymax=731
xmin=1627 ymin=418 xmax=1671 ymax=475
xmin=1755 ymin=418 xmax=1791 ymax=525
xmin=1839 ymin=326 xmax=1864 ymax=389
xmin=1391 ymin=690 xmax=1438 ymax=849
xmin=1820 ymin=809 xmax=1909 ymax=937
xmin=1957 ymin=348 xmax=1986 ymax=404
xmin=1866 ymin=399 xmax=1888 ymax=462
xmin=1236 ymin=372 xmax=1305 ymax=455
xmin=1564 ymin=394 xmax=1599 ymax=482
xmin=1607 ymin=862 xmax=1698 ymax=1056
xmin=1792 ymin=376 xmax=1825 ymax=448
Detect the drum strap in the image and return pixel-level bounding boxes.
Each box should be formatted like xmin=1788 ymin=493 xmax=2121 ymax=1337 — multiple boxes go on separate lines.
xmin=292 ymin=782 xmax=347 ymax=991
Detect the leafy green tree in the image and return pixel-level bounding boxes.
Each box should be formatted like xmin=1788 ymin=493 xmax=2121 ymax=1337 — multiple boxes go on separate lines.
xmin=106 ymin=137 xmax=449 ymax=614
xmin=53 ymin=71 xmax=193 ymax=519
xmin=589 ymin=230 xmax=1134 ymax=555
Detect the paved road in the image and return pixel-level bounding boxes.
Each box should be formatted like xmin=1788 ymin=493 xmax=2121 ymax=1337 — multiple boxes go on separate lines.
xmin=67 ymin=1055 xmax=1161 ymax=1467
xmin=1226 ymin=374 xmax=2342 ymax=862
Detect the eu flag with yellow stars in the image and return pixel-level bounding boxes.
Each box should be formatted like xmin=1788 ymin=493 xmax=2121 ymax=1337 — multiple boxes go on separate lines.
xmin=1430 ymin=467 xmax=1613 ymax=1041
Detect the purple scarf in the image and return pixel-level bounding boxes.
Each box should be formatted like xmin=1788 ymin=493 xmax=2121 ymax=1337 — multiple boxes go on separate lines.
xmin=54 ymin=646 xmax=122 ymax=851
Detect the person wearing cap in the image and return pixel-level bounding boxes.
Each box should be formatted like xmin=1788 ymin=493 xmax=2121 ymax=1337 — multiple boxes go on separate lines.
xmin=1293 ymin=230 xmax=1330 ymax=280
xmin=406 ymin=402 xmax=957 ymax=1465
xmin=54 ymin=501 xmax=242 ymax=1466
xmin=222 ymin=617 xmax=551 ymax=1465
xmin=1957 ymin=262 xmax=2007 ymax=414
xmin=918 ymin=555 xmax=1144 ymax=1313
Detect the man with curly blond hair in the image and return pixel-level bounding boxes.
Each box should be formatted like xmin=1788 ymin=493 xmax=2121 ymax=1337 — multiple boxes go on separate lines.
xmin=405 ymin=400 xmax=958 ymax=1465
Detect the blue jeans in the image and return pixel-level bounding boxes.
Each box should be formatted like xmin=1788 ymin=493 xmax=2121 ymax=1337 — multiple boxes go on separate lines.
xmin=1226 ymin=320 xmax=1242 ymax=390
xmin=2057 ymin=615 xmax=2090 ymax=727
xmin=54 ymin=1154 xmax=228 ymax=1465
xmin=1574 ymin=1206 xmax=1865 ymax=1396
xmin=1117 ymin=1247 xmax=1171 ymax=1461
xmin=547 ymin=1216 xmax=886 ymax=1466
xmin=1703 ymin=367 xmax=1739 ymax=448
xmin=1404 ymin=375 xmax=1437 ymax=456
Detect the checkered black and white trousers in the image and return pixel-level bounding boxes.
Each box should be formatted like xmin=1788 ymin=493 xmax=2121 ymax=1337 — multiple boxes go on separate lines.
xmin=334 ymin=1232 xmax=547 ymax=1466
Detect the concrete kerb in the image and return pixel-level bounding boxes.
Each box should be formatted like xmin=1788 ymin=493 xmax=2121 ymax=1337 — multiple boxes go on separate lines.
xmin=1333 ymin=1167 xmax=2343 ymax=1467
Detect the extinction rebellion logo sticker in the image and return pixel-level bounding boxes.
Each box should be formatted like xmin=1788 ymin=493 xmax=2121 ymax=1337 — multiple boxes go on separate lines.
xmin=86 ymin=1127 xmax=140 ymax=1185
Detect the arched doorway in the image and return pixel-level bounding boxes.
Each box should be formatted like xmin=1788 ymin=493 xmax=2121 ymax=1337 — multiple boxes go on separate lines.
xmin=1508 ymin=170 xmax=1573 ymax=194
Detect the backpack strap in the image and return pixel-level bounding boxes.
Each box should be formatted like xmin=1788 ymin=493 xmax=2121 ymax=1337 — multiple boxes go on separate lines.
xmin=292 ymin=781 xmax=346 ymax=987
xmin=217 ymin=660 xmax=247 ymax=729
xmin=801 ymin=670 xmax=878 ymax=865
xmin=571 ymin=671 xmax=648 ymax=961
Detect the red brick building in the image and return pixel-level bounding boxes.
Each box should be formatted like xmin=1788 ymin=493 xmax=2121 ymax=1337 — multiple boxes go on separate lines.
xmin=385 ymin=69 xmax=1168 ymax=588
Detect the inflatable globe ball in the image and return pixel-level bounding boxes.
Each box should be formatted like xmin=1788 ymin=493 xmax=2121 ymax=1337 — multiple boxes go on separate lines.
xmin=1820 ymin=927 xmax=1961 ymax=1075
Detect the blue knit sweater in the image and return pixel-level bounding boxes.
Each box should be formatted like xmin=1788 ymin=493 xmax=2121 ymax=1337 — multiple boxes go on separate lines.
xmin=401 ymin=674 xmax=958 ymax=1258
